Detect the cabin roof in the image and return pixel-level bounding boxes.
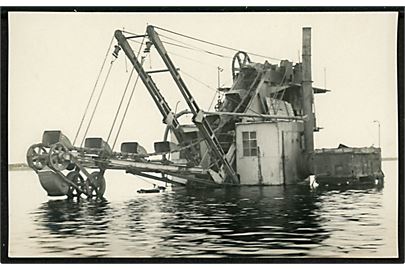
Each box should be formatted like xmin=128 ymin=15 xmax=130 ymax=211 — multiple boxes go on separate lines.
xmin=315 ymin=147 xmax=381 ymax=154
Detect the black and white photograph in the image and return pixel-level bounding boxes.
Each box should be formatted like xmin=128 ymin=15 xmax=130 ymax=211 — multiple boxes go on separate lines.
xmin=2 ymin=8 xmax=403 ymax=261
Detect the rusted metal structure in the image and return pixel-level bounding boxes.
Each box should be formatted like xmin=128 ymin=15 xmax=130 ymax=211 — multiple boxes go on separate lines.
xmin=26 ymin=25 xmax=381 ymax=198
xmin=314 ymin=146 xmax=384 ymax=186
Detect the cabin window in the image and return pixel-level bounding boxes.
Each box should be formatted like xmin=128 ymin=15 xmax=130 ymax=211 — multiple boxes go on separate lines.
xmin=242 ymin=131 xmax=257 ymax=156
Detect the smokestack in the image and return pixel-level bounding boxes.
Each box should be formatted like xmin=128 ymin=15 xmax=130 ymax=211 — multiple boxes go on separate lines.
xmin=302 ymin=27 xmax=314 ymax=173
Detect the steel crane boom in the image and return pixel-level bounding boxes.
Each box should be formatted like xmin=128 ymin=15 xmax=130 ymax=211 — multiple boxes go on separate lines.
xmin=145 ymin=26 xmax=239 ymax=184
xmin=114 ymin=30 xmax=199 ymax=164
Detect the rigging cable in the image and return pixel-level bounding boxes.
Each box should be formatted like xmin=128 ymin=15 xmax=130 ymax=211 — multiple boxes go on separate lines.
xmin=123 ymin=27 xmax=129 ymax=72
xmin=73 ymin=35 xmax=114 ymax=146
xmin=158 ymin=34 xmax=232 ymax=59
xmin=131 ymin=36 xmax=235 ymax=113
xmin=80 ymin=56 xmax=117 ymax=147
xmin=129 ymin=29 xmax=265 ymax=117
xmin=106 ymin=67 xmax=135 ymax=144
xmin=180 ymin=69 xmax=263 ymax=116
xmin=128 ymin=29 xmax=267 ymax=116
xmin=111 ymin=58 xmax=144 ymax=150
xmin=129 ymin=38 xmax=230 ymax=66
xmin=167 ymin=50 xmax=221 ymax=68
xmin=137 ymin=174 xmax=157 ymax=186
xmin=272 ymin=69 xmax=288 ymax=113
xmin=180 ymin=69 xmax=219 ymax=93
xmin=122 ymin=29 xmax=138 ymax=36
xmin=152 ymin=25 xmax=283 ymax=62
xmin=207 ymin=92 xmax=218 ymax=111
xmin=112 ymin=34 xmax=147 ymax=150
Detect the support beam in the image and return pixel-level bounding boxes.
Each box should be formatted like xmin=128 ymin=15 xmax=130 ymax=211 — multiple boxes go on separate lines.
xmin=126 ymin=170 xmax=185 ymax=185
xmin=126 ymin=169 xmax=218 ymax=186
xmin=114 ymin=30 xmax=180 ymax=130
xmin=125 ymin=34 xmax=148 ymax=39
xmin=146 ymin=25 xmax=239 ymax=184
xmin=114 ymin=30 xmax=199 ymax=164
xmin=203 ymin=111 xmax=306 ymax=121
xmin=105 ymin=158 xmax=208 ymax=175
xmin=146 ymin=68 xmax=180 ymax=74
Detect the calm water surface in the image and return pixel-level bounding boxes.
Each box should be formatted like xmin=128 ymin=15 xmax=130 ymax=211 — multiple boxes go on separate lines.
xmin=8 ymin=161 xmax=398 ymax=258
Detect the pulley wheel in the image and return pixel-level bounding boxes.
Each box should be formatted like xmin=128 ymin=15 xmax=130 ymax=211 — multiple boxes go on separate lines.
xmin=232 ymin=51 xmax=251 ymax=79
xmin=66 ymin=163 xmax=76 ymax=171
xmin=66 ymin=171 xmax=85 ymax=198
xmin=49 ymin=143 xmax=70 ymax=171
xmin=26 ymin=143 xmax=48 ymax=171
xmin=86 ymin=171 xmax=106 ymax=198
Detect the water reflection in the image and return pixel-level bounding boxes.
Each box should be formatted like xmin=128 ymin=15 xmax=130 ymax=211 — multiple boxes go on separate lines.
xmin=30 ymin=199 xmax=112 ymax=257
xmin=155 ymin=186 xmax=330 ymax=257
xmin=28 ymin=184 xmax=387 ymax=258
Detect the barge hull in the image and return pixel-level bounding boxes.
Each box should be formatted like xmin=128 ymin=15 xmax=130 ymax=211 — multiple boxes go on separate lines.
xmin=314 ymin=146 xmax=384 ymax=186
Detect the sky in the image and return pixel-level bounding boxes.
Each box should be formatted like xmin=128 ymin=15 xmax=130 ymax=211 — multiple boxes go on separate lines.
xmin=8 ymin=12 xmax=398 ymax=163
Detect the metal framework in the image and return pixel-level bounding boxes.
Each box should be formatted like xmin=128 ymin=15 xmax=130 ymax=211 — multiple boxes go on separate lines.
xmin=25 ymin=26 xmax=329 ymax=198
xmin=116 ymin=27 xmax=239 ymax=184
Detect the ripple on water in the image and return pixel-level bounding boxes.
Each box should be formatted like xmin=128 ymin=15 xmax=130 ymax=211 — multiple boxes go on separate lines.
xmin=8 ymin=168 xmax=396 ymax=258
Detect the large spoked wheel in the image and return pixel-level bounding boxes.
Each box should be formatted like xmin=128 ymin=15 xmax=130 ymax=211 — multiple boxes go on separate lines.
xmin=232 ymin=51 xmax=251 ymax=79
xmin=49 ymin=143 xmax=70 ymax=171
xmin=86 ymin=171 xmax=106 ymax=198
xmin=26 ymin=143 xmax=48 ymax=171
xmin=66 ymin=171 xmax=86 ymax=198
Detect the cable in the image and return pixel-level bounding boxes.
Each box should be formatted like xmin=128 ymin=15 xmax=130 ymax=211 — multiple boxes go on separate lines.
xmin=80 ymin=58 xmax=116 ymax=147
xmin=123 ymin=27 xmax=129 ymax=73
xmin=128 ymin=28 xmax=282 ymax=117
xmin=152 ymin=25 xmax=283 ymax=62
xmin=131 ymin=36 xmax=259 ymax=117
xmin=112 ymin=33 xmax=147 ymax=150
xmin=128 ymin=32 xmax=231 ymax=59
xmin=126 ymin=25 xmax=285 ymax=63
xmin=130 ymin=36 xmax=231 ymax=62
xmin=180 ymin=69 xmax=263 ymax=116
xmin=128 ymin=28 xmax=266 ymax=120
xmin=112 ymin=61 xmax=143 ymax=149
xmin=167 ymin=50 xmax=221 ymax=68
xmin=180 ymin=69 xmax=220 ymax=93
xmin=130 ymin=38 xmax=223 ymax=69
xmin=159 ymin=34 xmax=232 ymax=59
xmin=122 ymin=29 xmax=138 ymax=36
xmin=207 ymin=92 xmax=218 ymax=111
xmin=272 ymin=69 xmax=288 ymax=113
xmin=106 ymin=67 xmax=135 ymax=144
xmin=73 ymin=35 xmax=114 ymax=145
xmin=129 ymin=38 xmax=241 ymax=115
xmin=137 ymin=174 xmax=156 ymax=186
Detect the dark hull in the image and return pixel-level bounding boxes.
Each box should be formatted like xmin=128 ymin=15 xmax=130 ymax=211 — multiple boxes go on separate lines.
xmin=316 ymin=175 xmax=384 ymax=187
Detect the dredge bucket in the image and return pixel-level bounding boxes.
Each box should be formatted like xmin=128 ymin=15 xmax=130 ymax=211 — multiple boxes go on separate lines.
xmin=37 ymin=170 xmax=69 ymax=196
xmin=42 ymin=130 xmax=73 ymax=148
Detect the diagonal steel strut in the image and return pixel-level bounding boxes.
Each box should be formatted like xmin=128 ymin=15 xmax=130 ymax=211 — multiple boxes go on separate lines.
xmin=114 ymin=30 xmax=199 ymax=165
xmin=146 ymin=26 xmax=239 ymax=184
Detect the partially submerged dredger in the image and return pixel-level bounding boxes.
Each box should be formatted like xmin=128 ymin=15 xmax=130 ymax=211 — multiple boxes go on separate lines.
xmin=26 ymin=26 xmax=384 ymax=198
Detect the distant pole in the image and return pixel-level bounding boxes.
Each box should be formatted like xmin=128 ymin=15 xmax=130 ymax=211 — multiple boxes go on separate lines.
xmin=373 ymin=120 xmax=381 ymax=148
xmin=217 ymin=66 xmax=223 ymax=89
